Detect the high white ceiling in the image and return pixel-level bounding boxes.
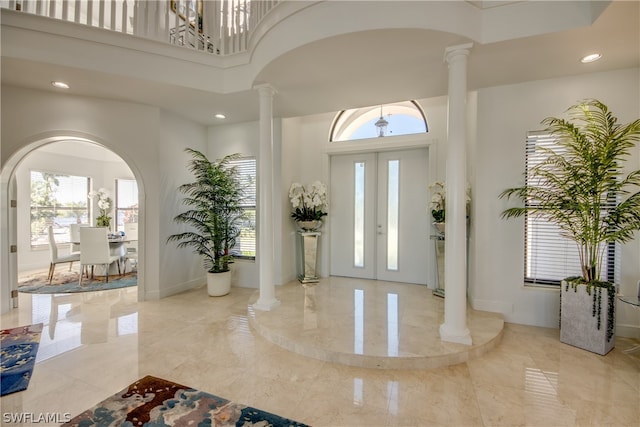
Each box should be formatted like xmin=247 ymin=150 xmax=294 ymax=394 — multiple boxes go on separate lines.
xmin=1 ymin=1 xmax=638 ymax=126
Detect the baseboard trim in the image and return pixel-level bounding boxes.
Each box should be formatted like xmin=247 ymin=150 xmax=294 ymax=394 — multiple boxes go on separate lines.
xmin=616 ymin=324 xmax=640 ymax=339
xmin=144 ymin=277 xmax=204 ymax=300
xmin=471 ymin=298 xmax=513 ymax=316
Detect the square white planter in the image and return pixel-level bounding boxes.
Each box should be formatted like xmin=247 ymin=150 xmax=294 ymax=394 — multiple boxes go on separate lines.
xmin=560 ymin=281 xmax=615 ymax=355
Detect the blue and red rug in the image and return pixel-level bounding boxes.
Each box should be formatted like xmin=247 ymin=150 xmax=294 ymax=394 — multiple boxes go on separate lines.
xmin=64 ymin=375 xmax=310 ymax=426
xmin=0 ymin=323 xmax=43 ymax=396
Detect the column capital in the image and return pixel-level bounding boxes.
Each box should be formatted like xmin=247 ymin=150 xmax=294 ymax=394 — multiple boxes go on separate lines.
xmin=444 ymin=42 xmax=473 ymax=63
xmin=254 ymin=83 xmax=277 ymax=96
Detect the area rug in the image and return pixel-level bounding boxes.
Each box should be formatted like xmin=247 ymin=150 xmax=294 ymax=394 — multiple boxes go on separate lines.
xmin=18 ymin=270 xmax=136 ymax=294
xmin=64 ymin=375 xmax=310 ymax=427
xmin=0 ymin=323 xmax=43 ymax=396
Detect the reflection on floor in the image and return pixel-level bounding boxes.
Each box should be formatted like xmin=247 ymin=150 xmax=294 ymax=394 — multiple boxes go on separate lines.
xmin=0 ymin=279 xmax=638 ymax=426
xmin=249 ymin=277 xmax=503 ymax=369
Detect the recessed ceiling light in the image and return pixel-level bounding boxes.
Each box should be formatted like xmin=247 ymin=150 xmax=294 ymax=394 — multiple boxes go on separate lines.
xmin=51 ymin=81 xmax=70 ymax=89
xmin=214 ymin=114 xmax=226 ymax=119
xmin=580 ymin=53 xmax=602 ymax=63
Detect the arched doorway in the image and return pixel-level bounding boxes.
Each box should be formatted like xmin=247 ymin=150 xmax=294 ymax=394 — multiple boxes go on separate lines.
xmin=1 ymin=134 xmax=146 ymax=313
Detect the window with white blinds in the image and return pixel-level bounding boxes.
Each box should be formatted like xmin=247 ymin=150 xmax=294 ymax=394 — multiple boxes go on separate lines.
xmin=115 ymin=179 xmax=138 ymax=233
xmin=524 ymin=131 xmax=618 ymax=285
xmin=228 ymin=157 xmax=256 ymax=259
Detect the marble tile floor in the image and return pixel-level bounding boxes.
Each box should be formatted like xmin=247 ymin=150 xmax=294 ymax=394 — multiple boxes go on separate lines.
xmin=248 ymin=277 xmax=505 ymax=369
xmin=0 ymin=279 xmax=638 ymax=427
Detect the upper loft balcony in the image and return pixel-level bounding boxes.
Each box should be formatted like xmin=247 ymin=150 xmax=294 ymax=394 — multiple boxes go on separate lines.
xmin=0 ymin=0 xmax=279 ymax=56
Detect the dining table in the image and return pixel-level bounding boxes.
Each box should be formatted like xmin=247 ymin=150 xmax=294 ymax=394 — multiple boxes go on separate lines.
xmin=72 ymin=237 xmax=132 ymax=276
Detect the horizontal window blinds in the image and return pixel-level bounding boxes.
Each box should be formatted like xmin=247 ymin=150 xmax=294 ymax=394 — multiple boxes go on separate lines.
xmin=524 ymin=131 xmax=617 ymax=285
xmin=228 ymin=157 xmax=256 ymax=259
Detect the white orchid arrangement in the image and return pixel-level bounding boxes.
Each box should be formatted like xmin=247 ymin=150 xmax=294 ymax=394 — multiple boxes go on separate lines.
xmin=88 ymin=188 xmax=113 ymax=228
xmin=289 ymin=181 xmax=328 ymax=221
xmin=429 ymin=181 xmax=471 ymax=223
xmin=429 ymin=181 xmax=446 ymax=222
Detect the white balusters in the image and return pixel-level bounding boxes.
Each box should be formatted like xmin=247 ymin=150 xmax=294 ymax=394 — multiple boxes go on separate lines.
xmin=121 ymin=0 xmax=128 ymax=33
xmin=73 ymin=0 xmax=81 ymax=23
xmin=86 ymin=0 xmax=93 ymax=26
xmin=98 ymin=0 xmax=104 ymax=28
xmin=1 ymin=0 xmax=282 ymax=56
xmin=152 ymin=0 xmax=161 ymax=41
xmin=62 ymin=0 xmax=69 ymax=21
xmin=109 ymin=1 xmax=115 ymax=30
xmin=132 ymin=0 xmax=139 ymax=35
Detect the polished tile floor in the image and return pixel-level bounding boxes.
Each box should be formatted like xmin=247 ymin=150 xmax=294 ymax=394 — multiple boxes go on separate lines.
xmin=249 ymin=278 xmax=504 ymax=369
xmin=1 ymin=278 xmax=639 ymax=427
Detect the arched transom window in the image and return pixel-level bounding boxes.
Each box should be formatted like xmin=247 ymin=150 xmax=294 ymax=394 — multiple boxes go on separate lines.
xmin=330 ymin=100 xmax=428 ymax=142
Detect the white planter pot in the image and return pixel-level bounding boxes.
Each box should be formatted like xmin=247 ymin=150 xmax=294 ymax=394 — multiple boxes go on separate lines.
xmin=206 ymin=270 xmax=231 ymax=297
xmin=560 ymin=280 xmax=615 ymax=355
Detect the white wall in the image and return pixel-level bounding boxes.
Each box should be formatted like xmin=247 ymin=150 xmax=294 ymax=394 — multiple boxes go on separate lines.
xmin=1 ymin=85 xmax=208 ymax=310
xmin=3 ymin=70 xmax=639 ymax=337
xmin=280 ymin=97 xmax=449 ymax=285
xmin=158 ymin=111 xmax=209 ymax=296
xmin=207 ymin=118 xmax=283 ymax=288
xmin=471 ymin=68 xmax=640 ymax=335
xmin=14 ymin=147 xmax=134 ymax=272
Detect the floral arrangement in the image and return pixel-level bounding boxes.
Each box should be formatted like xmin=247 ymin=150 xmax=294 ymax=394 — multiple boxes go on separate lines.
xmin=289 ymin=181 xmax=328 ymax=222
xmin=429 ymin=181 xmax=471 ymax=223
xmin=429 ymin=181 xmax=446 ymax=223
xmin=88 ymin=188 xmax=113 ymax=228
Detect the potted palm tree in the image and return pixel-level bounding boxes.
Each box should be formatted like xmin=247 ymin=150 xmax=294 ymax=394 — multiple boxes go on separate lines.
xmin=167 ymin=148 xmax=245 ymax=296
xmin=500 ymin=99 xmax=640 ymax=354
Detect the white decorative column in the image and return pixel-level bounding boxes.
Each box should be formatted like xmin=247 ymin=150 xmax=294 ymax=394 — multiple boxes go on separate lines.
xmin=253 ymin=84 xmax=281 ymax=311
xmin=440 ymin=43 xmax=473 ymax=345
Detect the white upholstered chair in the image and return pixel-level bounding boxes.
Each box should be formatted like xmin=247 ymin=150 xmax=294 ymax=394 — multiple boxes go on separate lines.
xmin=68 ymin=223 xmax=86 ymax=256
xmin=79 ymin=227 xmax=122 ymax=285
xmin=124 ymin=222 xmax=138 ymax=273
xmin=47 ymin=225 xmax=81 ymax=284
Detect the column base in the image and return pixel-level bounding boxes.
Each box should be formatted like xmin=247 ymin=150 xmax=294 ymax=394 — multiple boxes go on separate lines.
xmin=439 ymin=323 xmax=472 ymax=345
xmin=252 ymin=298 xmax=281 ymax=311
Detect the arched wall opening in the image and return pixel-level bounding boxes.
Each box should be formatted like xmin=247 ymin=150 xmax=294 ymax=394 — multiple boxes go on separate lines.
xmin=1 ymin=132 xmax=146 ymax=314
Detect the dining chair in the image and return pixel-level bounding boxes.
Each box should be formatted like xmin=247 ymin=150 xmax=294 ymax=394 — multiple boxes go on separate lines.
xmin=47 ymin=225 xmax=81 ymax=284
xmin=68 ymin=223 xmax=87 ymax=256
xmin=79 ymin=227 xmax=122 ymax=285
xmin=124 ymin=222 xmax=138 ymax=273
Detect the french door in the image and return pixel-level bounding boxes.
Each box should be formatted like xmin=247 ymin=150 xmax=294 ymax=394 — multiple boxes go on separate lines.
xmin=329 ymin=148 xmax=429 ymax=284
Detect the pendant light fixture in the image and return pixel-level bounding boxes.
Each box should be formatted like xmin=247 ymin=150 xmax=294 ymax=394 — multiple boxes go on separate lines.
xmin=375 ymin=105 xmax=389 ymax=137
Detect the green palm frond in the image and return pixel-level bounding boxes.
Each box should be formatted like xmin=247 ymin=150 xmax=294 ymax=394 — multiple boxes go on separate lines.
xmin=500 ymin=99 xmax=640 ymax=282
xmin=167 ymin=148 xmax=246 ymax=273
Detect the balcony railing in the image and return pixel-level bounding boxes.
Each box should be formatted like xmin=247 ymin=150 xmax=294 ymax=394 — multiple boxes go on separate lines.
xmin=1 ymin=0 xmax=280 ymax=55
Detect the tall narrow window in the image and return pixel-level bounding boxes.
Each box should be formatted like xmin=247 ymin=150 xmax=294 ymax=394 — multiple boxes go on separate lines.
xmin=524 ymin=131 xmax=616 ymax=284
xmin=387 ymin=160 xmax=399 ymax=271
xmin=228 ymin=157 xmax=256 ymax=259
xmin=116 ymin=179 xmax=138 ymax=233
xmin=30 ymin=172 xmax=90 ymax=247
xmin=354 ymin=162 xmax=365 ymax=267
